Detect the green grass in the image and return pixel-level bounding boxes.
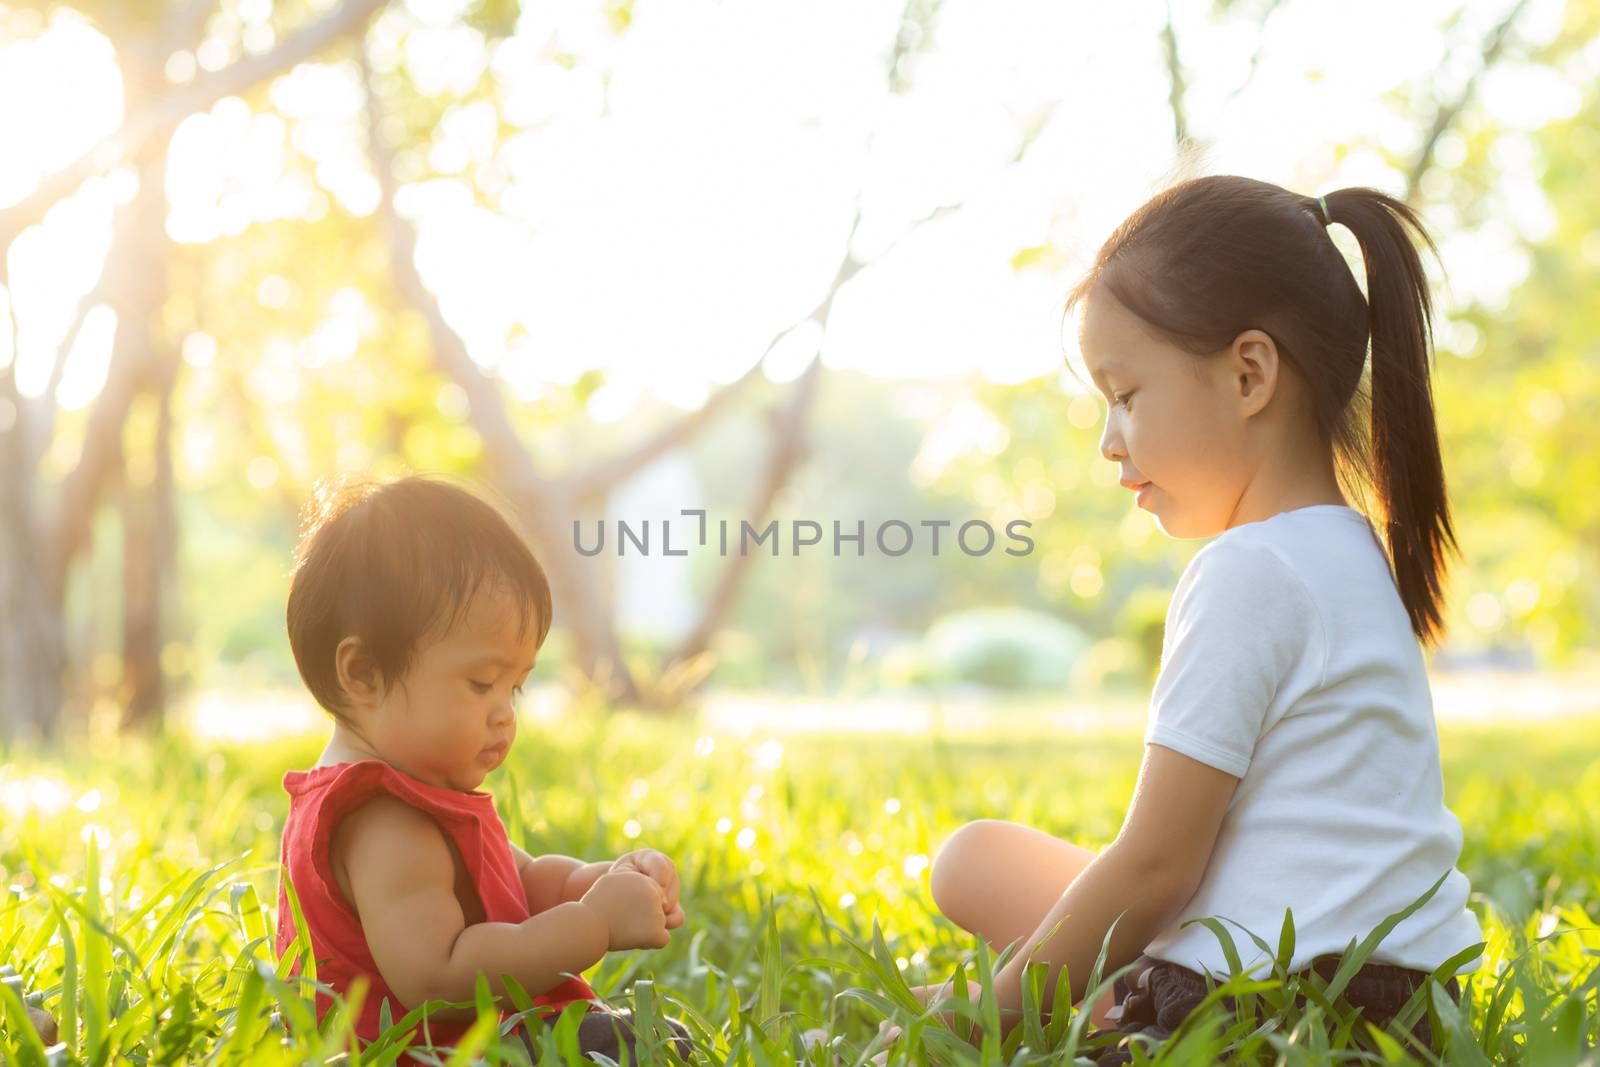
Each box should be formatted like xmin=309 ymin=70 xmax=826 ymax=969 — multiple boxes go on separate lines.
xmin=1 ymin=711 xmax=1597 ymax=1065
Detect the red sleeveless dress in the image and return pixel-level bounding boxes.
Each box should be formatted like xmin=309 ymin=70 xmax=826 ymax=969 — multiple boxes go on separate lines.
xmin=275 ymin=760 xmax=598 ymax=1048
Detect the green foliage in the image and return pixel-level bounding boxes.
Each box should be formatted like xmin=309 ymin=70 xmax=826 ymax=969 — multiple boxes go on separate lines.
xmin=1 ymin=713 xmax=1596 ymax=1063
xmin=19 ymin=0 xmax=1593 ymax=706
xmin=1422 ymin=57 xmax=1600 ymax=668
xmin=919 ymin=608 xmax=1089 ymax=691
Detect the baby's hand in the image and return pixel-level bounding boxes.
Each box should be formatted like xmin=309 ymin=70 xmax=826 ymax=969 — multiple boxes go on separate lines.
xmin=610 ymin=848 xmax=685 ymax=928
xmin=580 ymin=870 xmax=670 ymax=951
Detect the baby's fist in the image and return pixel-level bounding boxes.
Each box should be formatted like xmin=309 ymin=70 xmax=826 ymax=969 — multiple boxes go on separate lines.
xmin=611 ymin=848 xmax=685 ymax=928
xmin=581 ymin=870 xmax=670 ymax=951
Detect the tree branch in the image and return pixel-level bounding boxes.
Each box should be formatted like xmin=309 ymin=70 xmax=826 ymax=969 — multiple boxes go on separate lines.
xmin=1161 ymin=0 xmax=1189 ymax=148
xmin=569 ymin=4 xmax=1062 ymax=502
xmin=26 ymin=246 xmax=123 ymax=464
xmin=1223 ymin=0 xmax=1288 ymax=107
xmin=363 ymin=56 xmax=553 ymax=502
xmin=362 ymin=45 xmax=639 ymax=701
xmin=0 ymin=0 xmax=390 ymax=257
xmin=567 ymin=359 xmax=767 ymax=500
xmin=1404 ymin=0 xmax=1533 ymax=202
xmin=158 ymin=0 xmax=221 ymax=55
xmin=46 ymin=146 xmax=172 ymax=598
xmin=168 ymin=0 xmax=388 ymax=124
xmin=653 ymin=4 xmax=1069 ymax=675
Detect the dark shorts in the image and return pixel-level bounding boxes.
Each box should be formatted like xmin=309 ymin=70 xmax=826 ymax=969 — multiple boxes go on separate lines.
xmin=518 ymin=1007 xmax=695 ymax=1063
xmin=1083 ymin=952 xmax=1463 ymax=1065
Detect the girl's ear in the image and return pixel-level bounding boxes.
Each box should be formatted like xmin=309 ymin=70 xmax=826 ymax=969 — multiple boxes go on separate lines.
xmin=334 ymin=636 xmax=385 ymax=709
xmin=1227 ymin=328 xmax=1279 ymax=417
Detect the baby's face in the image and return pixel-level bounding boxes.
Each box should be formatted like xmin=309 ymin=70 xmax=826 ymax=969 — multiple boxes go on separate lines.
xmin=364 ymin=585 xmax=539 ymax=791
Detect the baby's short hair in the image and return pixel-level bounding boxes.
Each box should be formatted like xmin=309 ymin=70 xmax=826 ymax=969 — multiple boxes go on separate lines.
xmin=286 ymin=473 xmax=553 ymax=717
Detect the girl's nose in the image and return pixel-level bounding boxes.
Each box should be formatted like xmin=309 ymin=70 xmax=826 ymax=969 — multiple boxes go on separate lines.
xmin=1099 ymin=416 xmax=1124 ymax=462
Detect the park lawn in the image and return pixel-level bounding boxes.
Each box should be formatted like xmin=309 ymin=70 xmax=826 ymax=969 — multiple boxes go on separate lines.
xmin=1 ymin=709 xmax=1596 ymax=1065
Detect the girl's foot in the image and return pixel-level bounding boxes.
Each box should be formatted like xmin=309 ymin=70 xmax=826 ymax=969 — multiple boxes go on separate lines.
xmin=799 ymin=1021 xmax=903 ymax=1066
xmin=871 ymin=1021 xmax=904 ymax=1064
xmin=26 ymin=1005 xmax=58 ymax=1045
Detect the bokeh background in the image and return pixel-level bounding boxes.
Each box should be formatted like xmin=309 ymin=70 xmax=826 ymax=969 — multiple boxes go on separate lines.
xmin=3 ymin=4 xmax=1600 ymax=1065
xmin=1 ymin=0 xmax=1597 ymax=745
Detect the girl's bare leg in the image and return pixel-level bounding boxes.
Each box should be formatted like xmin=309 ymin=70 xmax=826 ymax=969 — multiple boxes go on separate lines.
xmin=927 ymin=819 xmax=1120 ymax=1028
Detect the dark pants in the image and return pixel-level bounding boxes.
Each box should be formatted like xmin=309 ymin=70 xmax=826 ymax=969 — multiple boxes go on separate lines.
xmin=518 ymin=1008 xmax=694 ymax=1063
xmin=1083 ymin=952 xmax=1463 ymax=1065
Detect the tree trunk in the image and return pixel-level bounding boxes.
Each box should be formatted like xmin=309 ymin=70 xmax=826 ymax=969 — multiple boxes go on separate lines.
xmin=669 ymin=357 xmax=823 ymax=674
xmin=120 ymin=369 xmax=178 ymax=731
xmin=359 ymin=53 xmax=642 ymax=703
xmin=0 ymin=368 xmax=64 ymax=744
xmin=0 ymin=3 xmax=393 ymax=739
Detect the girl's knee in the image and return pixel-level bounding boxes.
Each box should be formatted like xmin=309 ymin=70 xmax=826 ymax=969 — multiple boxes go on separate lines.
xmin=929 ymin=819 xmax=1007 ymax=920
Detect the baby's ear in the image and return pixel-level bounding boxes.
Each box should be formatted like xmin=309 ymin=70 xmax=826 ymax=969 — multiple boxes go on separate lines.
xmin=333 ymin=636 xmax=385 ymax=709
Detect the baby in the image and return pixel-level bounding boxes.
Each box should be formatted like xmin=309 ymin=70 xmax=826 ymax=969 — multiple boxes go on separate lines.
xmin=274 ymin=474 xmax=693 ymax=1060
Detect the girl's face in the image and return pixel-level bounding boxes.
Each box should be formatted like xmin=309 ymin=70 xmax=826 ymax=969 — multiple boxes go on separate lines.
xmin=1077 ymin=282 xmax=1264 ymax=539
xmin=347 ymin=586 xmax=535 ymax=792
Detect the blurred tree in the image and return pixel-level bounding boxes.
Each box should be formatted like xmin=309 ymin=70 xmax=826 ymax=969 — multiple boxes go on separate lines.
xmin=357 ymin=0 xmax=1063 ymax=707
xmin=3 ymin=0 xmax=1595 ymax=744
xmin=3 ymin=0 xmax=1045 ymax=724
xmin=1421 ymin=0 xmax=1600 ymax=666
xmin=0 ymin=0 xmax=390 ymax=740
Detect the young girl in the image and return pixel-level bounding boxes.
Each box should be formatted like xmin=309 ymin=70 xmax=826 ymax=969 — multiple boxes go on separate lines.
xmin=908 ymin=176 xmax=1483 ymax=1061
xmin=275 ymin=474 xmax=693 ymax=1060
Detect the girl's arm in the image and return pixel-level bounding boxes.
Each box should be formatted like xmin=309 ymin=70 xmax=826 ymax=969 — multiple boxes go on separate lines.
xmin=985 ymin=745 xmax=1239 ymax=1033
xmin=985 ymin=843 xmax=1194 ymax=1028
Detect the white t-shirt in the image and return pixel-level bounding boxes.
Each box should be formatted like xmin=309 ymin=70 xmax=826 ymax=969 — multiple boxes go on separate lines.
xmin=1139 ymin=503 xmax=1483 ymax=981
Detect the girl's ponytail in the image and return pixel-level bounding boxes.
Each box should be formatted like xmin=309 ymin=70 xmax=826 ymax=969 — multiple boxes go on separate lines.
xmin=1322 ymin=188 xmax=1460 ymax=648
